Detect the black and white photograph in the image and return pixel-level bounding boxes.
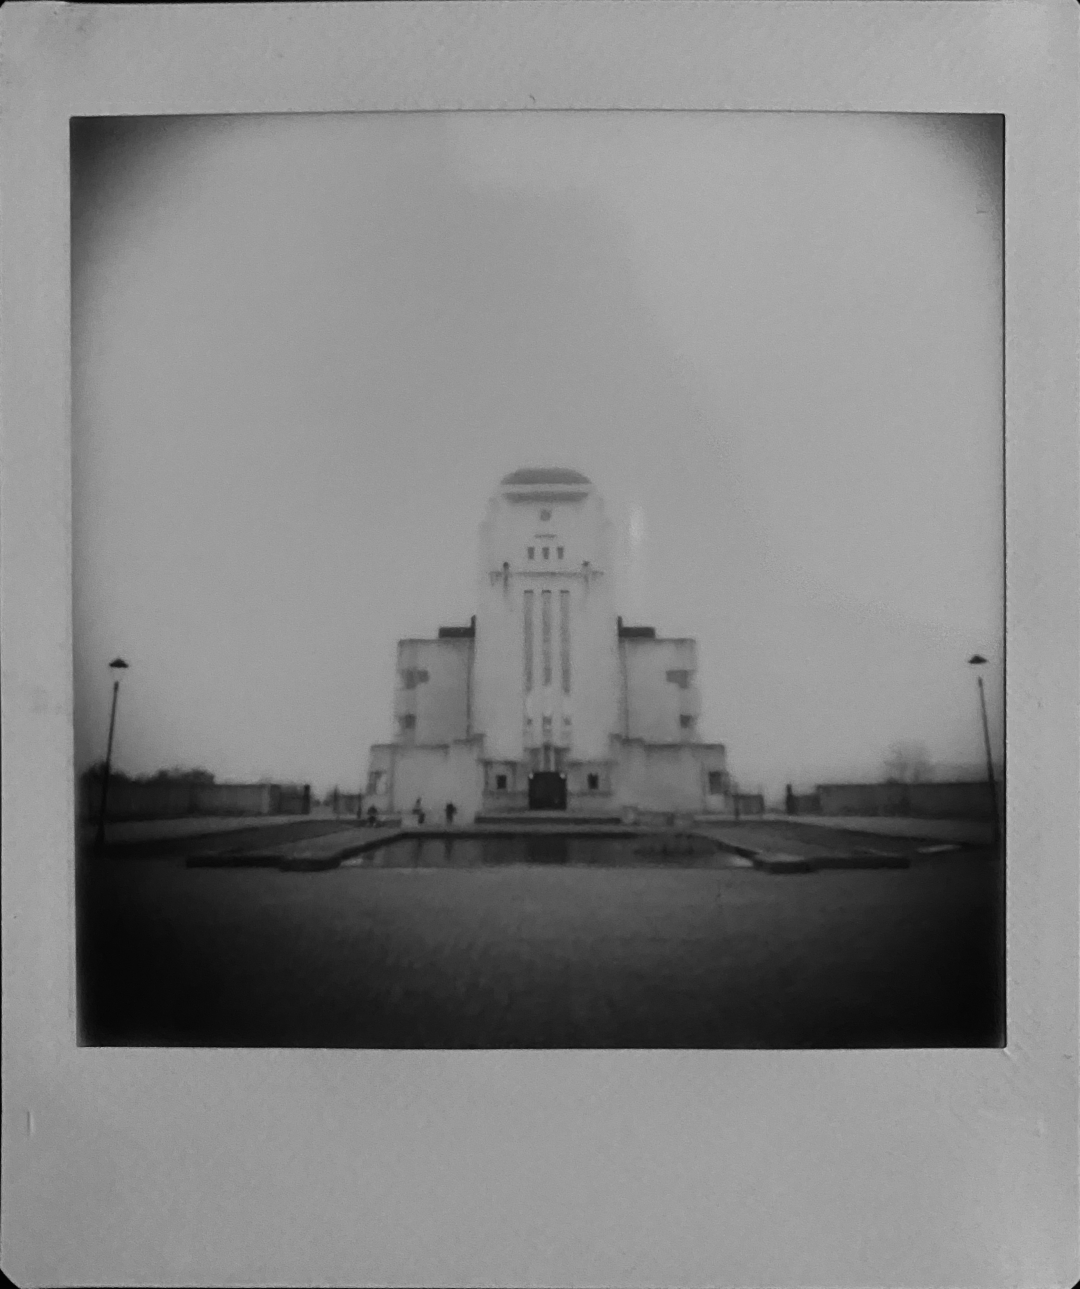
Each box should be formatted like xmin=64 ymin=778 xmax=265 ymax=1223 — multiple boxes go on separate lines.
xmin=73 ymin=109 xmax=1006 ymax=1050
xmin=5 ymin=4 xmax=1080 ymax=1285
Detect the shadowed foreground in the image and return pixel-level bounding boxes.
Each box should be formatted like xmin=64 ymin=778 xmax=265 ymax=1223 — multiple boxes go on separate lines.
xmin=79 ymin=836 xmax=1004 ymax=1048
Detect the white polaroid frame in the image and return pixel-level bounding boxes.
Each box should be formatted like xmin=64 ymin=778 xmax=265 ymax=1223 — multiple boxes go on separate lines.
xmin=2 ymin=3 xmax=1077 ymax=1285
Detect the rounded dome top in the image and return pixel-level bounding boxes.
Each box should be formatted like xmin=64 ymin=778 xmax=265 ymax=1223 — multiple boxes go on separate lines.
xmin=501 ymin=467 xmax=591 ymax=487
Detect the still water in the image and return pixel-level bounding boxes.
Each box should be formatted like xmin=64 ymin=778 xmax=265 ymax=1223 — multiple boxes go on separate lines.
xmin=343 ymin=834 xmax=753 ymax=868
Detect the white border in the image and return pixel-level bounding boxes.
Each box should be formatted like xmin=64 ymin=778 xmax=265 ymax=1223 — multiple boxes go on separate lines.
xmin=2 ymin=3 xmax=1077 ymax=1285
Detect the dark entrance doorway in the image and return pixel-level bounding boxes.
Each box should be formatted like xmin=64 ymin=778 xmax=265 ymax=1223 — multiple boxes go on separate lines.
xmin=528 ymin=771 xmax=567 ymax=810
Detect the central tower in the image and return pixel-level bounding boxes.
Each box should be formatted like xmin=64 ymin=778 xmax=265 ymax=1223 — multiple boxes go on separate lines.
xmin=472 ymin=468 xmax=621 ymax=791
xmin=366 ymin=465 xmax=729 ymax=820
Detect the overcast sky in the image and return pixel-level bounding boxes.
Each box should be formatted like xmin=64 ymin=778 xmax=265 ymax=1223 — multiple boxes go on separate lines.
xmin=72 ymin=111 xmax=1003 ymax=795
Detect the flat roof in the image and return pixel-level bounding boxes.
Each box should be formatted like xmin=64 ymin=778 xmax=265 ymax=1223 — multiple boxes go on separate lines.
xmin=501 ymin=466 xmax=591 ymax=487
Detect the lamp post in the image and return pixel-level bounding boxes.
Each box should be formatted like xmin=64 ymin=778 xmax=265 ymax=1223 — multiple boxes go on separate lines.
xmin=967 ymin=654 xmax=1000 ymax=847
xmin=93 ymin=657 xmax=129 ymax=853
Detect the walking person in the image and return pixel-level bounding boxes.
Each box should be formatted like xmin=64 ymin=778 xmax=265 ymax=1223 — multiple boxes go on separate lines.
xmin=413 ymin=796 xmax=425 ymax=826
xmin=366 ymin=804 xmax=378 ymax=828
xmin=445 ymin=801 xmax=457 ymax=826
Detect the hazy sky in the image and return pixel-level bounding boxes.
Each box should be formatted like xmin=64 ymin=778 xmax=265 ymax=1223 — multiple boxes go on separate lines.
xmin=72 ymin=112 xmax=1004 ymax=795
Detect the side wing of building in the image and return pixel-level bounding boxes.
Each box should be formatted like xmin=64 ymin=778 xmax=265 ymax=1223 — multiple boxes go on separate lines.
xmin=366 ymin=632 xmax=483 ymax=818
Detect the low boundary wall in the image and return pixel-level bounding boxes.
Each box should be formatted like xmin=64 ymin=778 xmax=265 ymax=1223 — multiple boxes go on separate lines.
xmin=812 ymin=780 xmax=995 ymax=820
xmin=80 ymin=779 xmax=312 ymax=822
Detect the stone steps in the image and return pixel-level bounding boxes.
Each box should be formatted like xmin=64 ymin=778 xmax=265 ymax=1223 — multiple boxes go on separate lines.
xmin=474 ymin=811 xmax=624 ymax=826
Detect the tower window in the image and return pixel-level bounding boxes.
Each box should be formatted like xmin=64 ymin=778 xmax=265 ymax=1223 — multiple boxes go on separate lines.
xmin=523 ymin=591 xmax=535 ymax=691
xmin=495 ymin=774 xmax=507 ymax=791
xmin=528 ymin=547 xmax=535 ymax=560
xmin=708 ymin=772 xmax=727 ymax=794
xmin=557 ymin=546 xmax=564 ymax=560
xmin=543 ymin=547 xmax=550 ymax=560
xmin=680 ymin=714 xmax=695 ymax=729
xmin=559 ymin=589 xmax=570 ymax=694
xmin=399 ymin=714 xmax=416 ymax=730
xmin=587 ymin=773 xmax=600 ymax=791
xmin=541 ymin=590 xmax=552 ymax=685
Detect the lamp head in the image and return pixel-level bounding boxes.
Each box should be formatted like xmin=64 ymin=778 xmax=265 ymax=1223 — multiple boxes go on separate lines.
xmin=108 ymin=657 xmax=129 ymax=670
xmin=968 ymin=654 xmax=987 ymax=667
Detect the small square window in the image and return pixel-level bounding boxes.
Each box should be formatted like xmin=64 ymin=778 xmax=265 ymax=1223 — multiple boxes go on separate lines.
xmin=495 ymin=774 xmax=507 ymax=790
xmin=557 ymin=546 xmax=564 ymax=559
xmin=528 ymin=547 xmax=535 ymax=560
xmin=587 ymin=773 xmax=600 ymax=791
xmin=543 ymin=547 xmax=550 ymax=560
xmin=540 ymin=509 xmax=552 ymax=521
xmin=708 ymin=771 xmax=726 ymax=794
xmin=679 ymin=714 xmax=695 ymax=729
xmin=399 ymin=714 xmax=416 ymax=730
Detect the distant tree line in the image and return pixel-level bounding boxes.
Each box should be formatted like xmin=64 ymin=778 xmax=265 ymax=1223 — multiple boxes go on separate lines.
xmin=80 ymin=765 xmax=318 ymax=792
xmin=81 ymin=763 xmax=217 ymax=785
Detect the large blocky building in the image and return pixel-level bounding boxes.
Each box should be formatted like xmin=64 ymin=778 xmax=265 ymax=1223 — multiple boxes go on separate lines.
xmin=365 ymin=468 xmax=731 ymax=820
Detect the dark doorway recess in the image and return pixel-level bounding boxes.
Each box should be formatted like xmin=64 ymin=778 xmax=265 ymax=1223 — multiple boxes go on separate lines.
xmin=528 ymin=771 xmax=566 ymax=810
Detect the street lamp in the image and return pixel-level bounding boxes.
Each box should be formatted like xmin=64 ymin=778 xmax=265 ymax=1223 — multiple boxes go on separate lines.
xmin=93 ymin=657 xmax=129 ymax=853
xmin=968 ymin=654 xmax=1000 ymax=847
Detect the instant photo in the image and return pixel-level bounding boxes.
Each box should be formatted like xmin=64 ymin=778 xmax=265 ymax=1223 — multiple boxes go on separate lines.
xmin=73 ymin=111 xmax=1005 ymax=1050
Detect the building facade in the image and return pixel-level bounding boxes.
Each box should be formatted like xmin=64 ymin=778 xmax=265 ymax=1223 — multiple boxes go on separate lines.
xmin=365 ymin=468 xmax=731 ymax=820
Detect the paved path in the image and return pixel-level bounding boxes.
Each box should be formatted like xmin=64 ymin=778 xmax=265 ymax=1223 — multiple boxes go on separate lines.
xmin=694 ymin=821 xmax=914 ymax=871
xmin=89 ymin=817 xmax=382 ymax=862
xmin=89 ymin=812 xmax=992 ymax=847
xmin=761 ymin=814 xmax=994 ymax=845
xmin=82 ymin=853 xmax=1005 ymax=1047
xmin=82 ymin=814 xmax=321 ymax=845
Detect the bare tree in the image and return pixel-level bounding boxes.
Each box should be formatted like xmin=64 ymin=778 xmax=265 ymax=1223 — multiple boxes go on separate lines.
xmin=882 ymin=740 xmax=934 ymax=784
xmin=146 ymin=766 xmax=216 ymax=783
